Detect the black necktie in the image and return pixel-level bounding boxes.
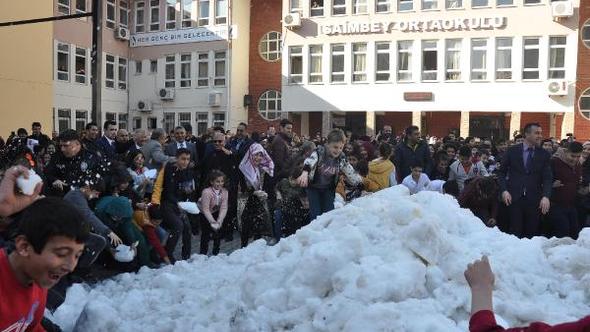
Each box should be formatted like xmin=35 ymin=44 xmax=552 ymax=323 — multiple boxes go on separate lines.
xmin=525 ymin=147 xmax=534 ymax=172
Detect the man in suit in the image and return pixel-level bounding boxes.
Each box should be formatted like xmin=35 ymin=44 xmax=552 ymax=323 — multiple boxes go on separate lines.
xmin=498 ymin=122 xmax=552 ymax=238
xmin=165 ymin=126 xmax=198 ymax=164
xmin=128 ymin=129 xmax=147 ymax=154
xmin=142 ymin=128 xmax=173 ymax=170
xmin=96 ymin=120 xmax=118 ymax=161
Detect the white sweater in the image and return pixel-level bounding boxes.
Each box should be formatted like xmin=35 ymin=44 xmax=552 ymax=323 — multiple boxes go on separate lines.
xmin=402 ymin=173 xmax=431 ymax=195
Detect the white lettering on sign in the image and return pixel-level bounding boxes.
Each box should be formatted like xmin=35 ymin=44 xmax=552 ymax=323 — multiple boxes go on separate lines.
xmin=320 ymin=17 xmax=506 ymax=35
xmin=130 ymin=25 xmax=237 ymax=47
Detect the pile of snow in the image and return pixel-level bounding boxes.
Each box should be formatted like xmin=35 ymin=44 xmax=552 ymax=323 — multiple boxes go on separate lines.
xmin=53 ymin=186 xmax=590 ymax=331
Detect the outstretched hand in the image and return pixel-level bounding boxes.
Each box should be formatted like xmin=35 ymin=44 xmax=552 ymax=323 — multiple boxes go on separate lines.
xmin=465 ymin=256 xmax=495 ymax=315
xmin=0 ymin=166 xmax=43 ymax=217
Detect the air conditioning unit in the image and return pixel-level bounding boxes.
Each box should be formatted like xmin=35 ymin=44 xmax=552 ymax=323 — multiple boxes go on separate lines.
xmin=551 ymin=0 xmax=573 ymax=18
xmin=115 ymin=27 xmax=130 ymax=41
xmin=159 ymin=88 xmax=175 ymax=100
xmin=208 ymin=91 xmax=222 ymax=107
xmin=547 ymin=80 xmax=568 ymax=96
xmin=284 ymin=12 xmax=302 ymax=29
xmin=137 ymin=101 xmax=152 ymax=112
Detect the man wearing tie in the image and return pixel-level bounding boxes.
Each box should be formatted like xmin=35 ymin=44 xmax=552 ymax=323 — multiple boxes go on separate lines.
xmin=498 ymin=123 xmax=553 ymax=238
xmin=96 ymin=120 xmax=118 ymax=160
xmin=165 ymin=126 xmax=198 ymax=164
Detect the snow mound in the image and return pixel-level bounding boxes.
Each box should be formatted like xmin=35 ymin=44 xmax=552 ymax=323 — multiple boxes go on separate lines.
xmin=53 ymin=186 xmax=590 ymax=331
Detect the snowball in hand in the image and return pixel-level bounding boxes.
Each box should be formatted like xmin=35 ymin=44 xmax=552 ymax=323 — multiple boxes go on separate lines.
xmin=16 ymin=169 xmax=42 ymax=196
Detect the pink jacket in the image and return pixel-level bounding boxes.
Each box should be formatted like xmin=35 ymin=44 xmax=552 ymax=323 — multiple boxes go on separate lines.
xmin=198 ymin=187 xmax=228 ymax=226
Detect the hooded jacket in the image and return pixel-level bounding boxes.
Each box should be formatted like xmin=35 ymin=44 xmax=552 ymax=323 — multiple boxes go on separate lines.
xmin=363 ymin=159 xmax=395 ymax=192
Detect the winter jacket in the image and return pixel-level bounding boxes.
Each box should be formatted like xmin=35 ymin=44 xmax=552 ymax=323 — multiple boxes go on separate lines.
xmin=363 ymin=159 xmax=395 ymax=192
xmin=303 ymin=145 xmax=362 ymax=189
xmin=551 ymin=150 xmax=582 ymax=208
xmin=268 ymin=132 xmax=293 ymax=181
xmin=64 ymin=189 xmax=111 ymax=237
xmin=394 ymin=140 xmax=433 ymax=183
xmin=449 ymin=160 xmax=489 ymax=192
xmin=469 ymin=310 xmax=590 ymax=332
xmin=458 ymin=177 xmax=498 ymax=220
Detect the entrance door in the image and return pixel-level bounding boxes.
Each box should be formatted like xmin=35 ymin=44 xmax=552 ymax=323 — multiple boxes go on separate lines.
xmin=469 ymin=115 xmax=508 ymax=141
xmin=345 ymin=112 xmax=367 ymax=136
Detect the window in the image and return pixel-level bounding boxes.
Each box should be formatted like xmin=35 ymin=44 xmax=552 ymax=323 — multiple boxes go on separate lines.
xmin=106 ymin=0 xmax=116 ymax=29
xmin=471 ymin=0 xmax=488 ymax=7
xmin=311 ymin=0 xmax=324 ymax=16
xmin=75 ymin=110 xmax=87 ymax=132
xmin=120 ymin=0 xmax=129 ymax=27
xmin=471 ymin=38 xmax=488 ymax=81
xmin=150 ymin=0 xmax=160 ymax=31
xmin=75 ymin=47 xmax=87 ymax=84
xmin=422 ymin=0 xmax=437 ymax=10
xmin=164 ymin=113 xmax=176 ymax=134
xmin=353 ymin=0 xmax=368 ymax=14
xmin=215 ymin=0 xmax=227 ymax=24
xmin=75 ymin=0 xmax=87 ymax=13
xmin=352 ymin=43 xmax=367 ymax=82
xmin=57 ymin=43 xmax=70 ymax=81
xmin=148 ymin=117 xmax=158 ymax=129
xmin=136 ymin=60 xmax=143 ymax=74
xmin=150 ymin=59 xmax=158 ymax=73
xmin=166 ymin=0 xmax=176 ymax=30
xmin=331 ymin=44 xmax=345 ymax=83
xmin=58 ymin=0 xmax=70 ymax=15
xmin=524 ymin=0 xmax=540 ymax=4
xmin=291 ymin=0 xmax=302 ymax=12
xmin=198 ymin=0 xmax=209 ymax=25
xmin=497 ymin=0 xmax=513 ymax=6
xmin=397 ymin=41 xmax=412 ymax=81
xmin=118 ymin=57 xmax=127 ymax=90
xmin=309 ymin=45 xmax=323 ymax=83
xmin=196 ymin=112 xmax=209 ymax=136
xmin=289 ymin=46 xmax=303 ymax=84
xmin=376 ymin=42 xmax=391 ymax=82
xmin=259 ymin=31 xmax=282 ymax=62
xmin=376 ymin=0 xmax=391 ymax=12
xmin=580 ymin=88 xmax=590 ymax=120
xmin=213 ymin=113 xmax=225 ymax=128
xmin=118 ymin=114 xmax=128 ymax=130
xmin=105 ymin=112 xmax=116 ymax=122
xmin=495 ymin=37 xmax=513 ymax=80
xmin=523 ymin=37 xmax=540 ymax=80
xmin=214 ymin=51 xmax=226 ymax=86
xmin=57 ymin=109 xmax=72 ymax=133
xmin=180 ymin=53 xmax=192 ymax=87
xmin=446 ymin=0 xmax=462 ymax=8
xmin=133 ymin=117 xmax=142 ymax=130
xmin=445 ymin=39 xmax=461 ymax=81
xmin=165 ymin=55 xmax=176 ymax=88
xmin=198 ymin=53 xmax=209 ymax=87
xmin=399 ymin=0 xmax=413 ymax=11
xmin=333 ymin=0 xmax=346 ymax=15
xmin=105 ymin=54 xmax=115 ymax=88
xmin=182 ymin=0 xmax=193 ymax=28
xmin=179 ymin=112 xmax=192 ymax=128
xmin=422 ymin=40 xmax=438 ymax=81
xmin=258 ymin=90 xmax=283 ymax=120
xmin=135 ymin=1 xmax=145 ymax=33
xmin=583 ymin=20 xmax=590 ymax=49
xmin=549 ymin=36 xmax=566 ymax=79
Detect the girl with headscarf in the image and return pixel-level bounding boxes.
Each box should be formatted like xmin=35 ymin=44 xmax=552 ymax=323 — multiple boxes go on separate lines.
xmin=239 ymin=143 xmax=274 ymax=247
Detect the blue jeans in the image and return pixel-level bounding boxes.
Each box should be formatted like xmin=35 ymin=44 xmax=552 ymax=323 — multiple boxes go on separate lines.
xmin=273 ymin=209 xmax=283 ymax=241
xmin=307 ymin=188 xmax=335 ymax=222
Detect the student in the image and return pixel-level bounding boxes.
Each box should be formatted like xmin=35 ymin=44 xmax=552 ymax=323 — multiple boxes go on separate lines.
xmin=401 ymin=162 xmax=431 ymax=195
xmin=0 ymin=198 xmax=89 ymax=332
xmin=363 ymin=142 xmax=396 ymax=192
xmin=275 ymin=166 xmax=309 ymax=239
xmin=198 ymin=170 xmax=228 ymax=255
xmin=449 ymin=146 xmax=489 ymax=192
xmin=133 ymin=204 xmax=170 ymax=265
xmin=465 ymin=256 xmax=590 ymax=331
xmin=429 ymin=153 xmax=451 ymax=181
xmin=297 ymin=129 xmax=362 ymax=221
xmin=126 ymin=150 xmax=154 ymax=199
xmin=459 ymin=177 xmax=499 ymax=227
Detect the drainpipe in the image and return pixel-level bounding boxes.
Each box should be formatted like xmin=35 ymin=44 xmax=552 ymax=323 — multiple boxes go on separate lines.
xmin=226 ymin=0 xmax=233 ymax=131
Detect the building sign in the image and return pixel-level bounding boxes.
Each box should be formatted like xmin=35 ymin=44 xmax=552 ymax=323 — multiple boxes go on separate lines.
xmin=404 ymin=92 xmax=434 ymax=102
xmin=321 ymin=17 xmax=506 ymax=35
xmin=130 ymin=25 xmax=237 ymax=47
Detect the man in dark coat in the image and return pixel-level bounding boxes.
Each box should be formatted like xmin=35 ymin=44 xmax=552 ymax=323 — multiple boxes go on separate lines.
xmin=394 ymin=126 xmax=433 ymax=183
xmin=27 ymin=122 xmax=51 ymax=149
xmin=96 ymin=120 xmax=118 ymax=161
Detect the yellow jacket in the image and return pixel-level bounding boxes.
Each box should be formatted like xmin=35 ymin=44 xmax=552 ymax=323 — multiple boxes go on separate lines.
xmin=151 ymin=165 xmax=166 ymax=205
xmin=363 ymin=159 xmax=395 ymax=193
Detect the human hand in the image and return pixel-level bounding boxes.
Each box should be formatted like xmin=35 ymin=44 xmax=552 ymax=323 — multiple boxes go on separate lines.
xmin=0 ymin=166 xmax=43 ymax=217
xmin=501 ymin=191 xmax=512 ymax=206
xmin=254 ymin=190 xmax=268 ymax=200
xmin=486 ymin=218 xmax=496 ymax=227
xmin=465 ymin=256 xmax=495 ymax=291
xmin=107 ymin=232 xmax=123 ymax=246
xmin=221 ymin=147 xmax=232 ymax=156
xmin=552 ymin=180 xmax=563 ymax=188
xmin=52 ymin=180 xmax=66 ymax=190
xmin=539 ymin=197 xmax=550 ymax=215
xmin=296 ymin=172 xmax=309 ymax=188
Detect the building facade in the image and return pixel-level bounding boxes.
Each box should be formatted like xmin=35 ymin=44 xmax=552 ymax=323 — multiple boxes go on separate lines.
xmin=575 ymin=0 xmax=590 ymax=140
xmin=274 ymin=0 xmax=583 ymax=140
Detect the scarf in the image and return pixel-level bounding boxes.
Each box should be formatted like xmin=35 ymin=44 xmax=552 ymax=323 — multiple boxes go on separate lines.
xmin=239 ymin=143 xmax=274 ymax=190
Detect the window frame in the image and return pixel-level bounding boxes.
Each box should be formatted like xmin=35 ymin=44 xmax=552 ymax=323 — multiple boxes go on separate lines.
xmin=375 ymin=42 xmax=391 ymax=83
xmin=258 ymin=90 xmax=283 ymax=121
xmin=470 ymin=38 xmax=488 ymax=81
xmin=522 ymin=36 xmax=541 ymax=81
xmin=376 ymin=0 xmax=392 ymax=12
xmin=398 ymin=0 xmax=414 ymax=11
xmin=445 ymin=39 xmax=461 ymax=81
xmin=166 ymin=0 xmax=177 ymax=30
xmin=56 ymin=42 xmax=70 ymax=82
xmin=119 ymin=0 xmax=129 ymax=28
xmin=421 ymin=40 xmax=438 ymax=82
xmin=58 ymin=0 xmax=70 ymax=15
xmin=579 ymin=88 xmax=590 ymax=121
xmin=75 ymin=47 xmax=87 ymax=84
xmin=352 ymin=42 xmax=368 ymax=83
xmin=75 ymin=110 xmax=88 ymax=132
xmin=289 ymin=46 xmax=304 ymax=84
xmin=422 ymin=0 xmax=438 ymax=10
xmin=118 ymin=57 xmax=128 ymax=90
xmin=105 ymin=54 xmax=115 ymax=88
xmin=495 ymin=37 xmax=513 ymax=81
xmin=330 ymin=44 xmax=345 ymax=83
xmin=583 ymin=20 xmax=590 ymax=49
xmin=214 ymin=51 xmax=226 ymax=86
xmin=496 ymin=0 xmax=513 ymax=6
xmin=548 ymin=36 xmax=567 ymax=79
xmin=290 ymin=0 xmax=303 ymax=12
xmin=198 ymin=0 xmax=210 ymax=26
xmin=215 ymin=0 xmax=228 ymax=24
xmin=106 ymin=0 xmax=116 ymax=29
xmin=397 ymin=40 xmax=413 ymax=82
xmin=118 ymin=113 xmax=128 ymax=130
xmin=75 ymin=0 xmax=87 ymax=14
xmin=352 ymin=0 xmax=368 ymax=14
xmin=212 ymin=113 xmax=226 ymax=128
xmin=471 ymin=0 xmax=489 ymax=8
xmin=182 ymin=0 xmax=194 ymax=28
xmin=259 ymin=31 xmax=282 ymax=62
xmin=310 ymin=0 xmax=325 ymax=16
xmin=150 ymin=59 xmax=158 ymax=73
xmin=135 ymin=1 xmax=146 ymax=33
xmin=180 ymin=53 xmax=192 ymax=88
xmin=309 ymin=45 xmax=324 ymax=84
xmin=150 ymin=0 xmax=161 ymax=31
xmin=332 ymin=0 xmax=347 ymax=15
xmin=135 ymin=60 xmax=143 ymax=75
xmin=57 ymin=108 xmax=72 ymax=132
xmin=197 ymin=53 xmax=210 ymax=87
xmin=196 ymin=112 xmax=209 ymax=136
xmin=165 ymin=55 xmax=176 ymax=88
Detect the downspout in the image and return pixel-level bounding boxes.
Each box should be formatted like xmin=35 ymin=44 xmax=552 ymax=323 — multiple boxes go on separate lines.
xmin=226 ymin=0 xmax=233 ymax=131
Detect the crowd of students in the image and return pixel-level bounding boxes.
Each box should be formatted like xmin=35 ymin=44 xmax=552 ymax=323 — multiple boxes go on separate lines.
xmin=1 ymin=119 xmax=590 ymax=331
